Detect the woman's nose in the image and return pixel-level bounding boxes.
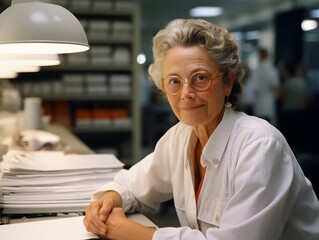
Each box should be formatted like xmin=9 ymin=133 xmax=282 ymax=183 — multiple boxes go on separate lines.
xmin=180 ymin=82 xmax=195 ymax=98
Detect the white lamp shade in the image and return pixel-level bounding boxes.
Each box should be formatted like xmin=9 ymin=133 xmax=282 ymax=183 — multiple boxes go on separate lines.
xmin=0 ymin=71 xmax=18 ymax=79
xmin=0 ymin=53 xmax=60 ymax=66
xmin=0 ymin=65 xmax=40 ymax=72
xmin=0 ymin=2 xmax=90 ymax=54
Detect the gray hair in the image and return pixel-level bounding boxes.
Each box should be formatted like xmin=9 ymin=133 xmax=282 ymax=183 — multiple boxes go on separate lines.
xmin=148 ymin=19 xmax=245 ymax=109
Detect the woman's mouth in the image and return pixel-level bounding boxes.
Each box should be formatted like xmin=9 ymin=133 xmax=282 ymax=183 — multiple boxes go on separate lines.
xmin=179 ymin=104 xmax=203 ymax=111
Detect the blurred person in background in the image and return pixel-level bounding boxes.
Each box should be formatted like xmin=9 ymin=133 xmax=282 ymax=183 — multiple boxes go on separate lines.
xmin=251 ymin=48 xmax=281 ymax=126
xmin=281 ymin=63 xmax=309 ymax=112
xmin=280 ymin=63 xmax=310 ymax=153
xmin=84 ymin=19 xmax=319 ymax=240
xmin=239 ymin=63 xmax=254 ymax=115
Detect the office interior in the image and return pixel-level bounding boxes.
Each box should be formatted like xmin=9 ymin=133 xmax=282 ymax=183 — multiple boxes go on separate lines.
xmin=0 ymin=0 xmax=319 ymax=227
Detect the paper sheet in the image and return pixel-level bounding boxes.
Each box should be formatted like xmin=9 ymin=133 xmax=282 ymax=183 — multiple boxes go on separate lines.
xmin=0 ymin=214 xmax=158 ymax=240
xmin=0 ymin=216 xmax=97 ymax=240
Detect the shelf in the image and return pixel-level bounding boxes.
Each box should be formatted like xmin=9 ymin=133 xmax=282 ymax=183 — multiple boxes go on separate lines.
xmin=8 ymin=1 xmax=142 ymax=164
xmin=89 ymin=37 xmax=132 ymax=45
xmin=23 ymin=94 xmax=133 ymax=101
xmin=72 ymin=125 xmax=133 ymax=133
xmin=72 ymin=8 xmax=134 ymax=18
xmin=42 ymin=64 xmax=132 ymax=72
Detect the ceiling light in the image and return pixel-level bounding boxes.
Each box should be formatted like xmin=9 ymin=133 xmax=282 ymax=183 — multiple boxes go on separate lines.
xmin=189 ymin=7 xmax=223 ymax=17
xmin=0 ymin=0 xmax=89 ymax=54
xmin=301 ymin=20 xmax=318 ymax=31
xmin=0 ymin=53 xmax=60 ymax=66
xmin=136 ymin=53 xmax=146 ymax=65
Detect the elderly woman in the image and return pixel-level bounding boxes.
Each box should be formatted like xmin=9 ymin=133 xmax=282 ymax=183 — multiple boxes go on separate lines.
xmin=84 ymin=19 xmax=319 ymax=240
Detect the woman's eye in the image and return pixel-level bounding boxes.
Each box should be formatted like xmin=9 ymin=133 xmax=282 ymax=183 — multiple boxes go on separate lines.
xmin=169 ymin=78 xmax=181 ymax=85
xmin=194 ymin=73 xmax=209 ymax=82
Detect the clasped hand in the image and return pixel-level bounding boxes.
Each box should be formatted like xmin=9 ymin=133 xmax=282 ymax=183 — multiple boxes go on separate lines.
xmin=83 ymin=192 xmax=126 ymax=239
xmin=83 ymin=191 xmax=156 ymax=240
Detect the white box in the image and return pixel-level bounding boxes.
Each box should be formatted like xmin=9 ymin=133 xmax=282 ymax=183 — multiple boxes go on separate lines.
xmin=112 ymin=47 xmax=130 ymax=64
xmin=109 ymin=74 xmax=131 ymax=84
xmin=86 ymin=74 xmax=107 ymax=84
xmin=62 ymin=74 xmax=84 ymax=84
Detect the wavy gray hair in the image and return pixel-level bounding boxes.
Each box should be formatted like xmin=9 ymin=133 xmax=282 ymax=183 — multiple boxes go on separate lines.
xmin=148 ymin=19 xmax=245 ymax=109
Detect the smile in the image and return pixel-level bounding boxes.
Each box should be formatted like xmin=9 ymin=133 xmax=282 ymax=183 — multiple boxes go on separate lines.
xmin=179 ymin=105 xmax=204 ymax=111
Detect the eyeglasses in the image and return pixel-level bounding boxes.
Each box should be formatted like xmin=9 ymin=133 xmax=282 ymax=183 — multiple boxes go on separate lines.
xmin=162 ymin=71 xmax=222 ymax=95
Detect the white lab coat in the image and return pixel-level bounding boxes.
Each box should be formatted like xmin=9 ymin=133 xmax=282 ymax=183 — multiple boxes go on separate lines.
xmin=92 ymin=109 xmax=319 ymax=240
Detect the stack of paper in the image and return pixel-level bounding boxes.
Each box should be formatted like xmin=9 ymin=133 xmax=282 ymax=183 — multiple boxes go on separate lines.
xmin=0 ymin=150 xmax=124 ymax=214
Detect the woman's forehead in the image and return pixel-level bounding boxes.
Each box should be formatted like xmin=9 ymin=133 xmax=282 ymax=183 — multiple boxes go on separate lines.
xmin=162 ymin=46 xmax=218 ymax=75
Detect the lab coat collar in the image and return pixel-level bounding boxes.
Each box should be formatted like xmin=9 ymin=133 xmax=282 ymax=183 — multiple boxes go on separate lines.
xmin=201 ymin=108 xmax=239 ymax=168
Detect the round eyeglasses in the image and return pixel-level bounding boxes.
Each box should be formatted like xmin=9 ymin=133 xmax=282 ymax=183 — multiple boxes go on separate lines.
xmin=162 ymin=71 xmax=222 ymax=95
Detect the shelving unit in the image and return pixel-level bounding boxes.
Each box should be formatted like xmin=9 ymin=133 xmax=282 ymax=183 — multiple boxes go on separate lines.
xmin=8 ymin=0 xmax=141 ymax=166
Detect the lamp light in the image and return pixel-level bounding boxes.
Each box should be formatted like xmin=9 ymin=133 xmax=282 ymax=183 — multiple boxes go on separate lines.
xmin=301 ymin=19 xmax=318 ymax=31
xmin=0 ymin=0 xmax=90 ymax=54
xmin=0 ymin=53 xmax=60 ymax=66
xmin=189 ymin=6 xmax=223 ymax=17
xmin=0 ymin=71 xmax=18 ymax=79
xmin=0 ymin=65 xmax=40 ymax=72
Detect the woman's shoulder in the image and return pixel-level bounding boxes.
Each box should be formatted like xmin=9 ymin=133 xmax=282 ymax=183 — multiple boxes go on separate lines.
xmin=233 ymin=112 xmax=286 ymax=144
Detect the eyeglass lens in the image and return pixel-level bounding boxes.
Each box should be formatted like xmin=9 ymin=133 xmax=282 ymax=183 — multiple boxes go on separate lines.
xmin=163 ymin=71 xmax=213 ymax=94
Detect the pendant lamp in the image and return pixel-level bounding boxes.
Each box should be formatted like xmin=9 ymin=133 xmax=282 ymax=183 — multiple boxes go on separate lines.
xmin=0 ymin=0 xmax=90 ymax=54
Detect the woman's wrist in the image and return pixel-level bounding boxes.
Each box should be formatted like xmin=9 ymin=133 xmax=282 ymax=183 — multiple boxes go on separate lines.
xmin=116 ymin=219 xmax=156 ymax=240
xmin=102 ymin=190 xmax=123 ymax=208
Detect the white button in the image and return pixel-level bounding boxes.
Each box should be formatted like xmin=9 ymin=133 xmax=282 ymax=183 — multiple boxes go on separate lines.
xmin=213 ymin=158 xmax=220 ymax=165
xmin=203 ymin=159 xmax=208 ymax=165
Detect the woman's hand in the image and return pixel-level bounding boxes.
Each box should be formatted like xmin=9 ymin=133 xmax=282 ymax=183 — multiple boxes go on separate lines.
xmin=104 ymin=207 xmax=127 ymax=239
xmin=83 ymin=191 xmax=122 ymax=237
xmin=105 ymin=208 xmax=156 ymax=240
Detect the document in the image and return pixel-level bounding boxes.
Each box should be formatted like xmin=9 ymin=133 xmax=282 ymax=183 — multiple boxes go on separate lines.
xmin=0 ymin=214 xmax=158 ymax=240
xmin=0 ymin=216 xmax=98 ymax=240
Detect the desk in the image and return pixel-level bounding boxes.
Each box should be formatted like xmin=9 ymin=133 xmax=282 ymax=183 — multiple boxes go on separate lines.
xmin=9 ymin=213 xmax=156 ymax=226
xmin=47 ymin=124 xmax=94 ymax=154
xmin=1 ymin=214 xmax=157 ymax=239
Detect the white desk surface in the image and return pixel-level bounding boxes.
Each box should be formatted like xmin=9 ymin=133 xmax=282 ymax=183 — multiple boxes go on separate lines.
xmin=1 ymin=213 xmax=157 ymax=240
xmin=47 ymin=124 xmax=94 ymax=154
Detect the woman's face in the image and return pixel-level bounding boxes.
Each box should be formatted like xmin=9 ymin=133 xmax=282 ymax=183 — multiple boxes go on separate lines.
xmin=162 ymin=45 xmax=233 ymax=129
